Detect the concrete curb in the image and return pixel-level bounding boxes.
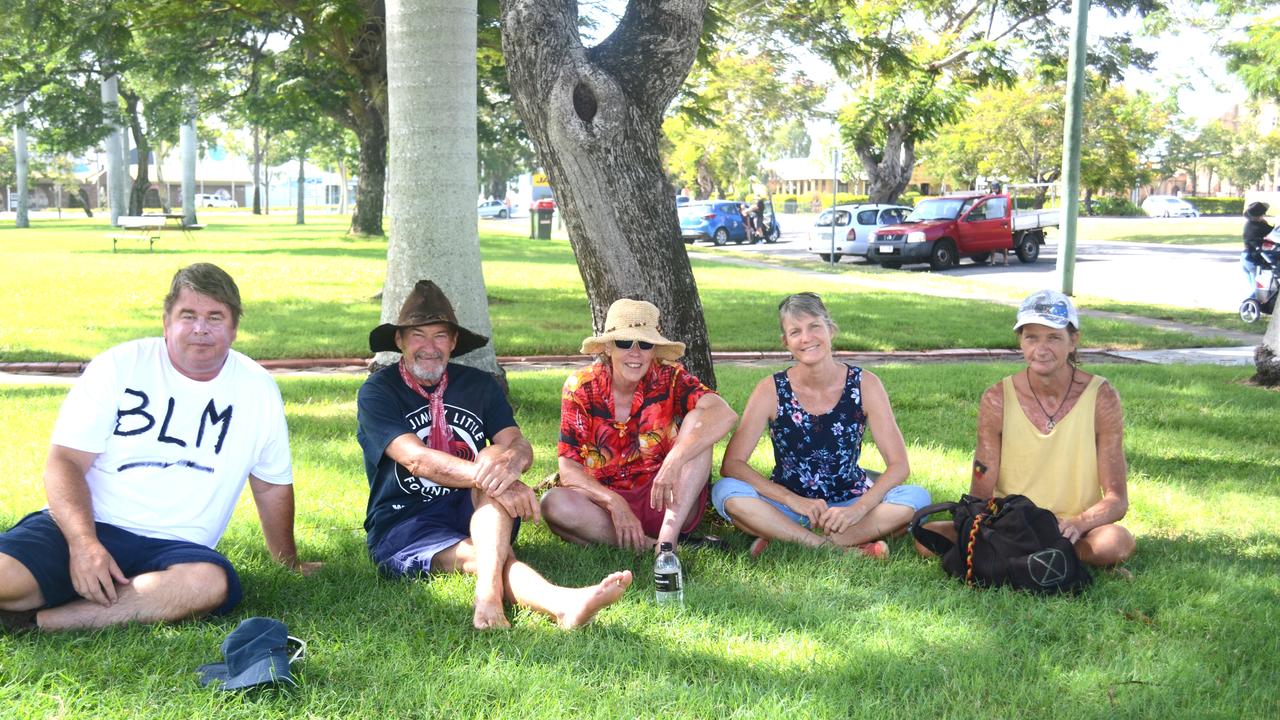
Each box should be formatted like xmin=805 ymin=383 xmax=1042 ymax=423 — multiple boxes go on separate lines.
xmin=0 ymin=348 xmax=1145 ymax=378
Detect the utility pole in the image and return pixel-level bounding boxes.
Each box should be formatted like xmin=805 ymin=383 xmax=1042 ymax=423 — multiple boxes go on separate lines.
xmin=1055 ymin=0 xmax=1090 ymax=296
xmin=830 ymin=148 xmax=840 ymax=266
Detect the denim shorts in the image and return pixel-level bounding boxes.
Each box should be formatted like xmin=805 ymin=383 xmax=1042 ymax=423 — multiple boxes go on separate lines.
xmin=369 ymin=490 xmax=521 ymax=579
xmin=0 ymin=510 xmax=241 ymax=615
xmin=711 ymin=477 xmax=931 ymax=528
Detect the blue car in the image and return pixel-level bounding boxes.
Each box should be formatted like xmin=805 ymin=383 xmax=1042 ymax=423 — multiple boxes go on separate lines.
xmin=679 ymin=201 xmax=749 ymax=245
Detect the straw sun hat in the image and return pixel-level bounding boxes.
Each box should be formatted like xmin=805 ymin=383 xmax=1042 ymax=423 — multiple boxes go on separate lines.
xmin=579 ymin=299 xmax=685 ymax=362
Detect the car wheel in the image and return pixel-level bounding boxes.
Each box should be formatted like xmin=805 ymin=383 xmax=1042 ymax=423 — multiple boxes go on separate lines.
xmin=817 ymin=253 xmax=842 ymax=262
xmin=1016 ymin=233 xmax=1041 ymax=263
xmin=498 ymin=209 xmax=507 ymax=219
xmin=970 ymin=253 xmax=991 ymax=264
xmin=880 ymin=260 xmax=903 ymax=269
xmin=1240 ymin=298 xmax=1262 ymax=324
xmin=713 ymin=228 xmax=729 ymax=246
xmin=929 ymin=240 xmax=957 ymax=271
xmin=767 ymin=225 xmax=780 ymax=243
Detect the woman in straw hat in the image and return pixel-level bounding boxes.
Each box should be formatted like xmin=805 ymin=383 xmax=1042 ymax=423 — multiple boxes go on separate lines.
xmin=542 ymin=299 xmax=738 ymax=554
xmin=715 ymin=292 xmax=929 ymax=559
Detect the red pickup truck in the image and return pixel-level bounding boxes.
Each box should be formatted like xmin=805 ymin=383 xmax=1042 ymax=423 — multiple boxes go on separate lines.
xmin=866 ymin=192 xmax=1058 ymax=270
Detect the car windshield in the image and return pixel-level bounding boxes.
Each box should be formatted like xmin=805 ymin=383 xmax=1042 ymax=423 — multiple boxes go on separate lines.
xmin=814 ymin=209 xmax=850 ymax=227
xmin=680 ymin=203 xmax=714 ymax=217
xmin=906 ymin=198 xmax=966 ymax=221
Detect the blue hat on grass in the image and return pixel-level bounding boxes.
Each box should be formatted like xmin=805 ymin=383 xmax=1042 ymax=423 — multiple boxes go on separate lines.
xmin=196 ymin=617 xmax=304 ymax=691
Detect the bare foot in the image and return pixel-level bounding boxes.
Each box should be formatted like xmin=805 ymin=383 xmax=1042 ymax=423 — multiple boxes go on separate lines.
xmin=555 ymin=570 xmax=633 ymax=629
xmin=749 ymin=537 xmax=769 ymax=559
xmin=854 ymin=540 xmax=890 ymax=560
xmin=473 ymin=598 xmax=511 ymax=630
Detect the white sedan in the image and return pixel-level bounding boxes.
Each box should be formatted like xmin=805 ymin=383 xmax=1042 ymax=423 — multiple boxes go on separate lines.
xmin=477 ymin=199 xmax=510 ymax=219
xmin=1141 ymin=195 xmax=1200 ymax=218
xmin=808 ymin=204 xmax=912 ymax=261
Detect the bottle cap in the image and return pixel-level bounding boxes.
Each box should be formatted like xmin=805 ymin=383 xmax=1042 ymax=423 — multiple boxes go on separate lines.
xmin=659 ymin=542 xmax=674 ymax=552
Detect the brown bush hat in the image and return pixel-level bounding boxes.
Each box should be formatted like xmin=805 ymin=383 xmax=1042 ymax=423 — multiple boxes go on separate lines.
xmin=369 ymin=280 xmax=488 ymax=357
xmin=579 ymin=298 xmax=685 ymax=362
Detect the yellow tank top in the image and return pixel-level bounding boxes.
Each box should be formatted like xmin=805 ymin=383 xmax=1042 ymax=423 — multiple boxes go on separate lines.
xmin=997 ymin=374 xmax=1103 ymax=517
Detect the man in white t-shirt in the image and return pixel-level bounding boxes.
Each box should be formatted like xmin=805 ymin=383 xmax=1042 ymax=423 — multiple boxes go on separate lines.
xmin=0 ymin=263 xmax=319 ymax=633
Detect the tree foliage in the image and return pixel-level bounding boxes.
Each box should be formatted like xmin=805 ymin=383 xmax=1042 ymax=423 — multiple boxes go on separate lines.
xmin=664 ymin=47 xmax=826 ymax=198
xmin=921 ymin=74 xmax=1166 ymax=203
xmin=772 ymin=0 xmax=1160 ymax=203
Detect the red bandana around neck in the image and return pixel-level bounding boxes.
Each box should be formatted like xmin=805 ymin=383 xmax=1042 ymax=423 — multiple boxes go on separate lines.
xmin=398 ymin=360 xmax=451 ymax=452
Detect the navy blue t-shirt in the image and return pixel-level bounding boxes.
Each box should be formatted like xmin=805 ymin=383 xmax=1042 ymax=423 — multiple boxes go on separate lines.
xmin=356 ymin=362 xmax=517 ymax=548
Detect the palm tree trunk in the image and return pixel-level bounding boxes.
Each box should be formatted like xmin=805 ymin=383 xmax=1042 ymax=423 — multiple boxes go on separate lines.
xmin=381 ymin=0 xmax=500 ymax=376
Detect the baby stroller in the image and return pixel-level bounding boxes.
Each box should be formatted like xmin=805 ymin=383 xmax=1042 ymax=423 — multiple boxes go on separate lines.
xmin=1240 ymin=233 xmax=1280 ymax=323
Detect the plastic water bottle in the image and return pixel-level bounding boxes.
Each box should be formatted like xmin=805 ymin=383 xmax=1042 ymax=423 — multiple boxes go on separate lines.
xmin=654 ymin=542 xmax=683 ymax=604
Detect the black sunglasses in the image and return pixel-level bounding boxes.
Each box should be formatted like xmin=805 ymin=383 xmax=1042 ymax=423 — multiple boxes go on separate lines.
xmin=613 ymin=339 xmax=655 ymax=351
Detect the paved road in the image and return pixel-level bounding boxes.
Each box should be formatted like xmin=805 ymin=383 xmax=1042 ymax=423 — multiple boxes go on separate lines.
xmin=727 ymin=215 xmax=1248 ymax=313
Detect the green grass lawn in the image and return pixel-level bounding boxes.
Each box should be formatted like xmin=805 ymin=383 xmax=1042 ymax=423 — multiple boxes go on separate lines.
xmin=0 ymin=215 xmax=1243 ymax=362
xmin=1072 ymin=215 xmax=1239 ymax=246
xmin=1 ymin=362 xmax=1276 ymax=718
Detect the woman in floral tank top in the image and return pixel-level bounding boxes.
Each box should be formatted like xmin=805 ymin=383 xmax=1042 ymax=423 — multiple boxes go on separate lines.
xmin=714 ymin=293 xmax=930 ymax=559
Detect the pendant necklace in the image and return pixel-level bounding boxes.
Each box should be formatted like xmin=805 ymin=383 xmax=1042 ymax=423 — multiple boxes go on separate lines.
xmin=1026 ymin=366 xmax=1076 ymax=431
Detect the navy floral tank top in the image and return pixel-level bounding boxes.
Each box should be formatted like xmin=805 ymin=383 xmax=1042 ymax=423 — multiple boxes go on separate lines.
xmin=769 ymin=364 xmax=871 ymax=503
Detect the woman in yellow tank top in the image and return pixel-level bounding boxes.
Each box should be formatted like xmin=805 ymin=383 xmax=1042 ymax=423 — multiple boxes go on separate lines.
xmin=972 ymin=290 xmax=1134 ymax=566
xmin=916 ymin=290 xmax=1134 ymax=567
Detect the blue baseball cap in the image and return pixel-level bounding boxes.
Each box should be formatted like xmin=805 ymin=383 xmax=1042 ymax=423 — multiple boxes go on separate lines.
xmin=196 ymin=617 xmax=304 ymax=691
xmin=1014 ymin=290 xmax=1079 ymax=331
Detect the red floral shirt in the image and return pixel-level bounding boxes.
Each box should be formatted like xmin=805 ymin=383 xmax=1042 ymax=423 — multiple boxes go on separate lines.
xmin=558 ymin=361 xmax=713 ymax=491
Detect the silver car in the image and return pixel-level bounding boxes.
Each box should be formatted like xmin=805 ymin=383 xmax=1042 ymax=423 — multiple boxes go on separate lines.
xmin=807 ymin=204 xmax=912 ymax=261
xmin=1141 ymin=195 xmax=1200 ymax=218
xmin=477 ymin=199 xmax=510 ymax=219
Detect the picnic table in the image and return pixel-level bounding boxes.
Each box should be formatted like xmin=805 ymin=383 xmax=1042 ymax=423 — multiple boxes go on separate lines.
xmin=109 ymin=214 xmax=206 ymax=251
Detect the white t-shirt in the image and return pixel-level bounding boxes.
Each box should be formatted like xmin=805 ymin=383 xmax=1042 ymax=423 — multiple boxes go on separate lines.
xmin=50 ymin=338 xmax=293 ymax=548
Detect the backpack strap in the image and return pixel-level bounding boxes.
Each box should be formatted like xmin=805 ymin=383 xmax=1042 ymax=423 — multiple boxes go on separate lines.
xmin=909 ymin=502 xmax=960 ymax=556
xmin=963 ymin=509 xmax=988 ymax=586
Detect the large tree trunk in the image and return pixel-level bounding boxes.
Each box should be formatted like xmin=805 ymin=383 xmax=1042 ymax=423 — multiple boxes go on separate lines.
xmin=101 ymin=76 xmax=126 ymax=225
xmin=180 ymin=97 xmax=197 ymax=227
xmin=263 ymin=131 xmax=272 ymax=214
xmin=252 ymin=126 xmax=263 ymax=214
xmin=337 ymin=157 xmax=349 ymax=215
xmin=859 ymin=126 xmax=914 ymax=205
xmin=349 ymin=110 xmax=387 ymax=236
xmin=296 ymin=155 xmax=305 ymax=225
xmin=154 ymin=143 xmax=171 ymax=213
xmin=14 ymin=98 xmax=29 ymax=228
xmin=381 ymin=0 xmax=500 ymax=375
xmin=122 ymin=92 xmax=151 ymax=216
xmin=500 ymin=0 xmax=717 ymax=386
xmin=1254 ymin=310 xmax=1280 ymax=386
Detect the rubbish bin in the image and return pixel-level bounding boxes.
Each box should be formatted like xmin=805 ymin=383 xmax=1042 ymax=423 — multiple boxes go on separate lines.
xmin=783 ymin=198 xmax=798 ymax=213
xmin=534 ymin=208 xmax=554 ymax=239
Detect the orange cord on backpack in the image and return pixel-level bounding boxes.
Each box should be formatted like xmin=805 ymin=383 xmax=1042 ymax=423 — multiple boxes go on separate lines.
xmin=963 ymin=499 xmax=999 ymax=585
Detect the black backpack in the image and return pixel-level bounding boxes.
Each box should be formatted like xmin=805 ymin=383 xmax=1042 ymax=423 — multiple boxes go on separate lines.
xmin=910 ymin=494 xmax=1091 ymax=594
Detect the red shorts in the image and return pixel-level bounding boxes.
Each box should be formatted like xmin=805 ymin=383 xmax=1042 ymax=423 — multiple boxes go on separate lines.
xmin=612 ymin=479 xmax=709 ymax=539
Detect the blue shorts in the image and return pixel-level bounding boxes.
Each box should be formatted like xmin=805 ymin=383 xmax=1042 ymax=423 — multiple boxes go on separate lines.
xmin=711 ymin=477 xmax=931 ymax=528
xmin=369 ymin=490 xmax=521 ymax=579
xmin=0 ymin=510 xmax=241 ymax=615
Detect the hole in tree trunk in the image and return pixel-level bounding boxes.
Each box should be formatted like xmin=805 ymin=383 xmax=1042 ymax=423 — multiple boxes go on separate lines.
xmin=573 ymin=81 xmax=598 ymax=124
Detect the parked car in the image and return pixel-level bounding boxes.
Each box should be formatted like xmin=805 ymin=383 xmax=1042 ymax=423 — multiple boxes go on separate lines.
xmin=867 ymin=192 xmax=1058 ymax=271
xmin=678 ymin=201 xmax=750 ymax=245
xmin=531 ymin=197 xmax=556 ymax=212
xmin=477 ymin=199 xmax=509 ymax=219
xmin=195 ymin=193 xmax=237 ymax=208
xmin=1141 ymin=195 xmax=1200 ymax=218
xmin=807 ymin=204 xmax=911 ymax=261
